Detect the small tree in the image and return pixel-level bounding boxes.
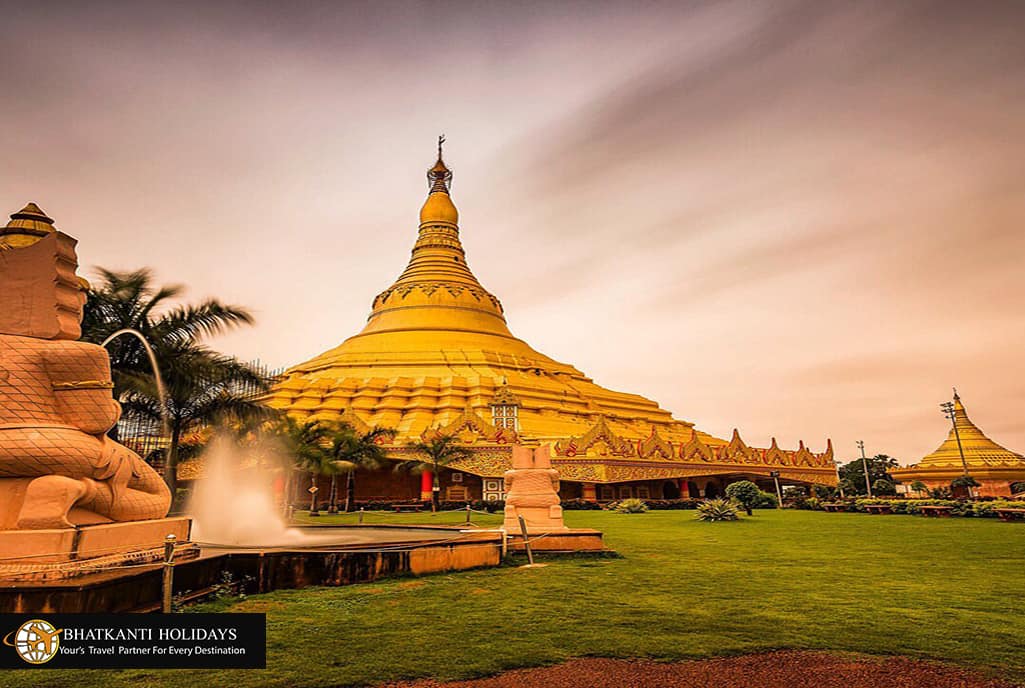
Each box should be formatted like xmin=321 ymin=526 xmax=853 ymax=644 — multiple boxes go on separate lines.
xmin=724 ymin=480 xmax=760 ymax=515
xmin=950 ymin=475 xmax=980 ymax=499
xmin=910 ymin=480 xmax=928 ymax=495
xmin=328 ymin=425 xmax=395 ymax=512
xmin=838 ymin=454 xmax=899 ymax=495
xmin=872 ymin=478 xmax=897 ymax=496
xmin=399 ymin=435 xmax=473 ymax=512
xmin=272 ymin=416 xmax=333 ymax=515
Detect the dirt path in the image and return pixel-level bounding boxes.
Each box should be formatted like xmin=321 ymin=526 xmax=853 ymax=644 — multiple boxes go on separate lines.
xmin=383 ymin=651 xmax=1016 ymax=688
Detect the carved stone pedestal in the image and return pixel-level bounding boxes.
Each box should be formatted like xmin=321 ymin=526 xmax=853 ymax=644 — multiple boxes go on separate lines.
xmin=501 ymin=445 xmax=606 ymax=552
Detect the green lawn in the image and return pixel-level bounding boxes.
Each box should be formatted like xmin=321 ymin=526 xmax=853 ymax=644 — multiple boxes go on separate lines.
xmin=14 ymin=510 xmax=1025 ymax=687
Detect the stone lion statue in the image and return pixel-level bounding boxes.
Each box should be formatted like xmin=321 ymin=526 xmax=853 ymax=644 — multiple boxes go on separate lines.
xmin=0 ymin=205 xmax=170 ymax=530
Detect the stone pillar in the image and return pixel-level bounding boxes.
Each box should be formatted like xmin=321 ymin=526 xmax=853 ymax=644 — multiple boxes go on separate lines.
xmin=678 ymin=478 xmax=688 ymax=498
xmin=581 ymin=482 xmax=597 ymax=501
xmin=420 ymin=471 xmax=433 ymax=501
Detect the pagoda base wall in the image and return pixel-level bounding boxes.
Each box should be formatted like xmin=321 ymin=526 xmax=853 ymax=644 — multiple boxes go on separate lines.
xmin=899 ymin=477 xmax=1017 ymax=498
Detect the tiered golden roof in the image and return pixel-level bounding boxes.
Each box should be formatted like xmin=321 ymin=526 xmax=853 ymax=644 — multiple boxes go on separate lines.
xmin=0 ymin=203 xmax=57 ymax=249
xmin=266 ymin=145 xmax=836 ymax=484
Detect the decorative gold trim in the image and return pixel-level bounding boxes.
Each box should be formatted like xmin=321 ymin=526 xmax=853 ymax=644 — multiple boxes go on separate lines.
xmin=52 ymin=380 xmax=115 ymax=390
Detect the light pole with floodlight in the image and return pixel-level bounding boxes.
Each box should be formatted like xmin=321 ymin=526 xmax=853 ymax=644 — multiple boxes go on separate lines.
xmin=940 ymin=388 xmax=974 ymax=497
xmin=856 ymin=440 xmax=873 ymax=497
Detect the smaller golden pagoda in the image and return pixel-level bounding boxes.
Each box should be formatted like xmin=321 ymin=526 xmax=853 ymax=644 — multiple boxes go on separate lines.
xmin=892 ymin=392 xmax=1025 ymax=497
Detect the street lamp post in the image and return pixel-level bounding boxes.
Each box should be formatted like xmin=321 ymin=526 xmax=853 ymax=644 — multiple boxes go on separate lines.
xmin=941 ymin=389 xmax=973 ymax=497
xmin=834 ymin=460 xmax=845 ymax=498
xmin=856 ymin=440 xmax=873 ymax=497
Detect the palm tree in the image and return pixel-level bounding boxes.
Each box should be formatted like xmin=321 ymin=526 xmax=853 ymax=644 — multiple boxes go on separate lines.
xmin=81 ymin=268 xmax=254 ymax=404
xmin=399 ymin=434 xmax=473 ymax=512
xmin=271 ymin=416 xmax=336 ymax=515
xmin=327 ymin=425 xmax=395 ymax=512
xmin=119 ymin=341 xmax=270 ymax=500
xmin=80 ymin=268 xmax=267 ymax=498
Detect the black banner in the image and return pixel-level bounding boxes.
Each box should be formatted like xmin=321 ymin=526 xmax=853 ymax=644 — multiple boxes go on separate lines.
xmin=0 ymin=614 xmax=265 ymax=669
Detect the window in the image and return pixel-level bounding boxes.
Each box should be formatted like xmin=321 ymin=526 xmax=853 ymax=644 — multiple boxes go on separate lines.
xmin=491 ymin=404 xmax=518 ymax=431
xmin=483 ymin=478 xmax=506 ymax=501
xmin=451 ymin=472 xmax=463 ymax=483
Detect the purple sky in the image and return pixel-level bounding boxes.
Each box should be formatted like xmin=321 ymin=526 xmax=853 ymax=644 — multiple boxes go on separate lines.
xmin=3 ymin=0 xmax=1023 ymax=465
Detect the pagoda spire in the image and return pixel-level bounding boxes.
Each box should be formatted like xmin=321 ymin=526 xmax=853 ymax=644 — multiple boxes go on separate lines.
xmin=420 ymin=135 xmax=458 ymax=225
xmin=346 ymin=140 xmax=511 ymax=340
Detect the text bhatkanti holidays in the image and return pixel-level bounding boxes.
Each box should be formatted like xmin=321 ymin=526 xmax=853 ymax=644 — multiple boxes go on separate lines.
xmin=62 ymin=627 xmax=239 ymax=641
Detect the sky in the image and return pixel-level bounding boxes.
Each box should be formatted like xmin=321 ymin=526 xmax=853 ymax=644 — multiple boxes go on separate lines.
xmin=2 ymin=0 xmax=1023 ymax=466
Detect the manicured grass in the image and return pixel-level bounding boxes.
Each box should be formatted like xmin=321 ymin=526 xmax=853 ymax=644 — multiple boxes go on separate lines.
xmin=16 ymin=510 xmax=1025 ymax=687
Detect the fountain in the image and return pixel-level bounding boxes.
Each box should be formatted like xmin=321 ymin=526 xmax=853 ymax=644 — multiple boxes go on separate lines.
xmin=0 ymin=203 xmax=503 ymax=612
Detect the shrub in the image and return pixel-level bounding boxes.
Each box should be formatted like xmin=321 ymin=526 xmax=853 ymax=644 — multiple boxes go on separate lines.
xmin=788 ymin=495 xmax=817 ymax=510
xmin=696 ymin=498 xmax=741 ymax=522
xmin=754 ymin=490 xmax=779 ymax=509
xmin=951 ymin=475 xmax=981 ymax=488
xmin=1011 ymin=482 xmax=1025 ymax=495
xmin=641 ymin=499 xmax=702 ymax=510
xmin=725 ymin=481 xmax=760 ymax=515
xmin=615 ymin=498 xmax=649 ymax=514
xmin=561 ymin=499 xmax=604 ymax=510
xmin=813 ymin=485 xmax=835 ymax=500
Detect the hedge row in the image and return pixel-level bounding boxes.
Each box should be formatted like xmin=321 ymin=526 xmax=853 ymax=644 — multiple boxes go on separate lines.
xmin=329 ymin=497 xmax=777 ymax=512
xmin=795 ymin=497 xmax=1025 ymax=517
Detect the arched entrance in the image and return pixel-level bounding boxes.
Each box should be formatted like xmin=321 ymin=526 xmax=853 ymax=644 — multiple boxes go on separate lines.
xmin=662 ymin=481 xmax=681 ymax=499
xmin=704 ymin=482 xmax=722 ymax=498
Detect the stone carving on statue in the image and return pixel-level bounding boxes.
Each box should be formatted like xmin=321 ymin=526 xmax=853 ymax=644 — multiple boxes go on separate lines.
xmin=502 ymin=444 xmax=567 ymax=533
xmin=0 ymin=205 xmax=171 ymax=530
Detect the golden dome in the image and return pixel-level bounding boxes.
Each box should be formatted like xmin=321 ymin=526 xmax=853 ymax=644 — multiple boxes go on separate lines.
xmin=266 ymin=144 xmax=838 ymax=488
xmin=267 ymin=147 xmax=692 ymax=441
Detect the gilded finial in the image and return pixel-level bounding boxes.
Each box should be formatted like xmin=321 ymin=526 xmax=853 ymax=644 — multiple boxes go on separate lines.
xmin=427 ymin=135 xmax=453 ymax=194
xmin=953 ymin=386 xmax=959 ymax=400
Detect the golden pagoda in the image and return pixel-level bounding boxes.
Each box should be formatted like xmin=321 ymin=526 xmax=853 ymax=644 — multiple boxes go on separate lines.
xmin=892 ymin=392 xmax=1025 ymax=497
xmin=266 ymin=141 xmax=837 ymax=503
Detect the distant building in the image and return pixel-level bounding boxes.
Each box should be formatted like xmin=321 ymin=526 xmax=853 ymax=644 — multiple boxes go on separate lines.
xmin=892 ymin=392 xmax=1025 ymax=497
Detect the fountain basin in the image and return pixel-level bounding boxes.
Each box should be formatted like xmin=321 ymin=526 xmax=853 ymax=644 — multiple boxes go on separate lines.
xmin=0 ymin=525 xmax=503 ymax=613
